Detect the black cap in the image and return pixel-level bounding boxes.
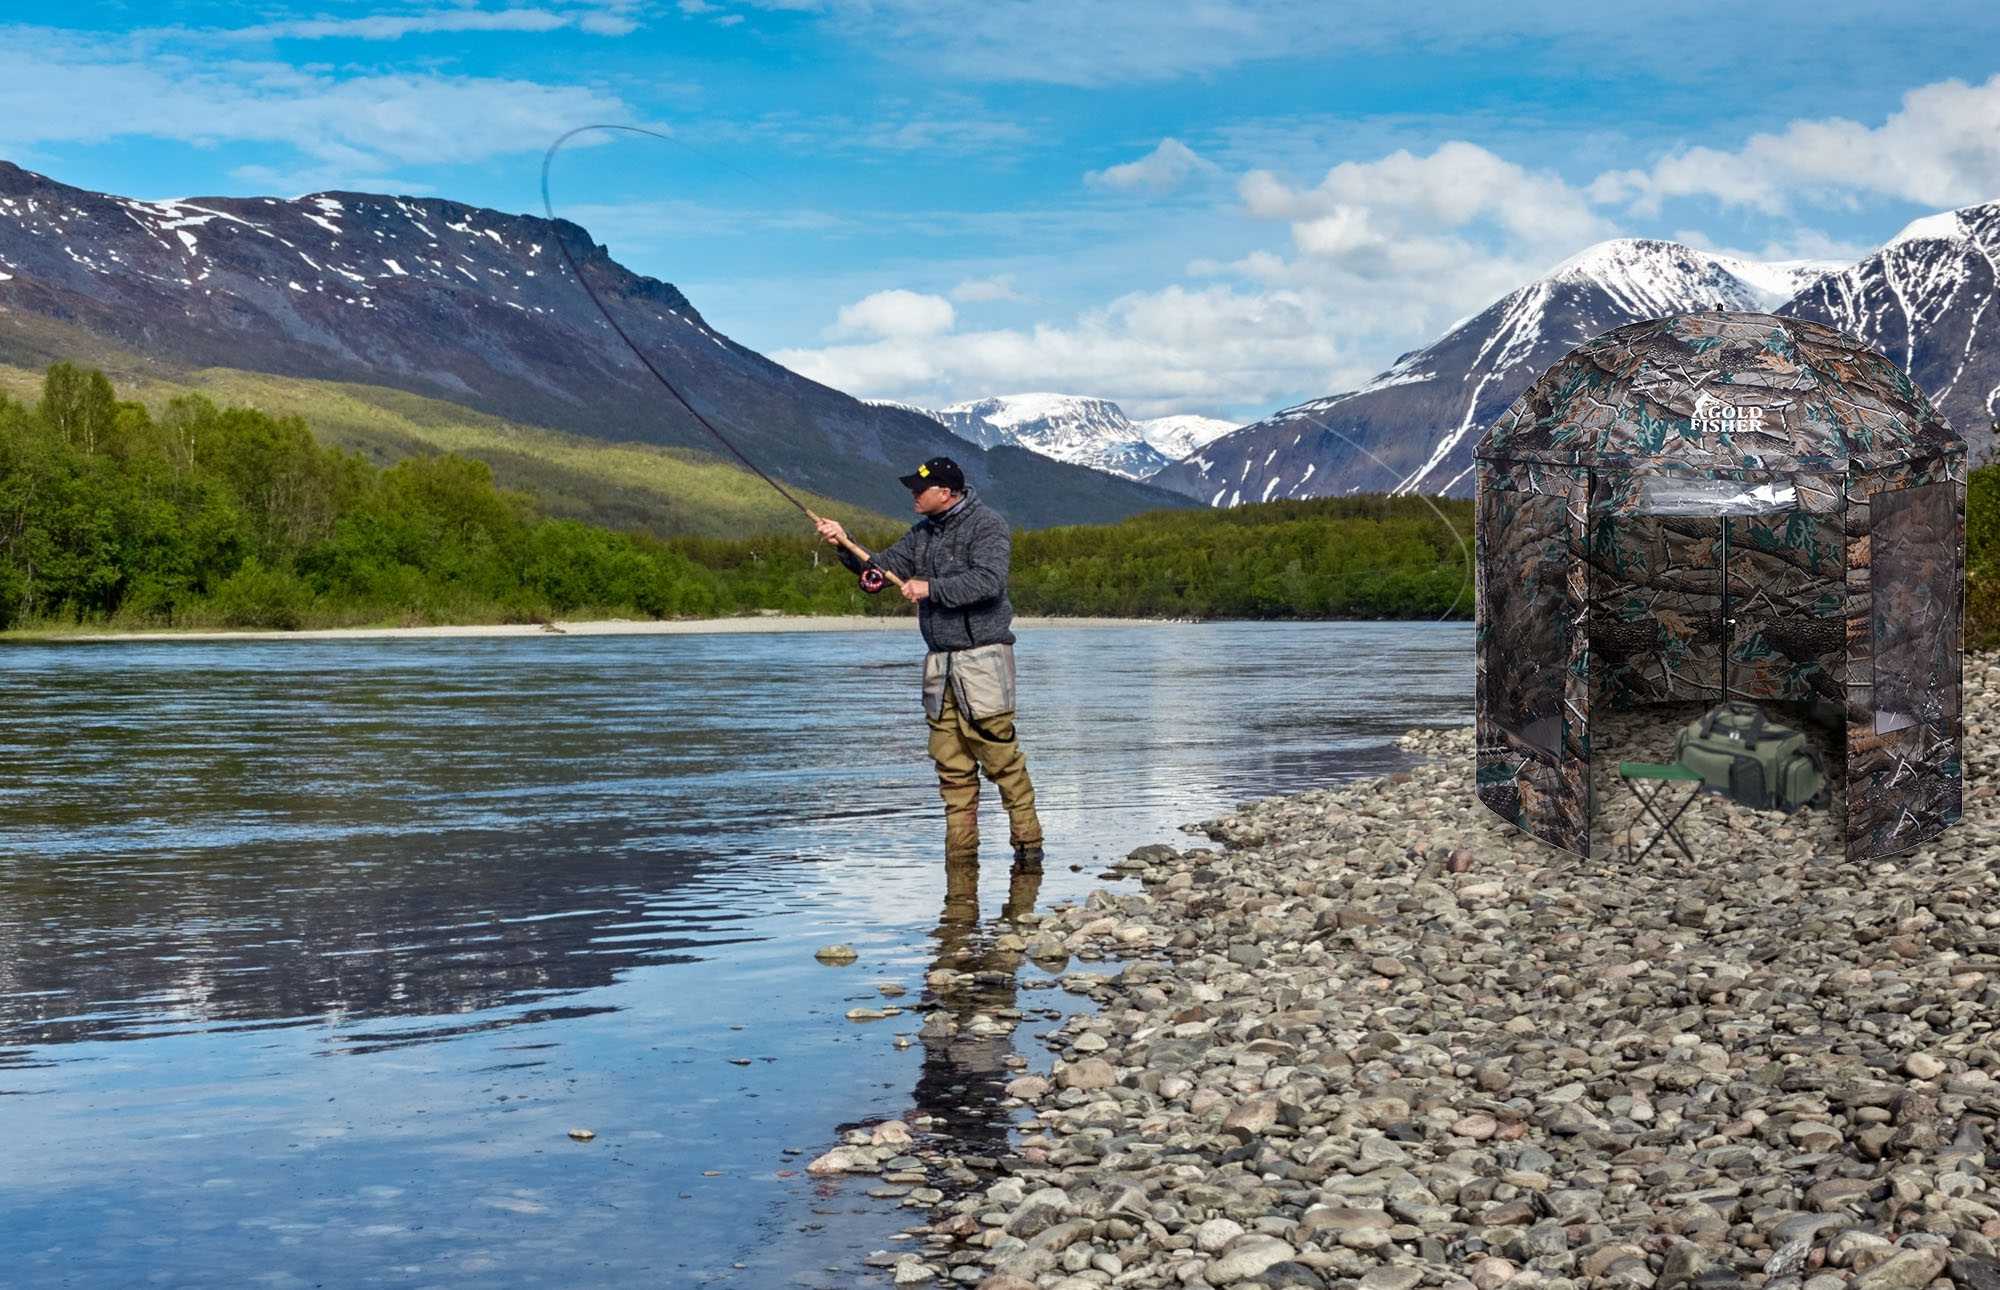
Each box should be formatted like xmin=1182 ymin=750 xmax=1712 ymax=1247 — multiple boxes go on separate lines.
xmin=898 ymin=456 xmax=965 ymax=493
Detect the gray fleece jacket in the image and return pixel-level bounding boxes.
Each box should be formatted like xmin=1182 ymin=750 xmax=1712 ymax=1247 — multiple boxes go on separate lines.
xmin=840 ymin=489 xmax=1017 ymax=652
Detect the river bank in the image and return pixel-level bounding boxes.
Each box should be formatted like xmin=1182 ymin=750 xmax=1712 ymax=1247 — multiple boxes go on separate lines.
xmin=13 ymin=614 xmax=1177 ymax=643
xmin=820 ymin=657 xmax=2000 ymax=1289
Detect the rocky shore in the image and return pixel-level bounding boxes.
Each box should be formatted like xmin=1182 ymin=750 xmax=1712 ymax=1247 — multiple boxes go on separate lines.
xmin=817 ymin=655 xmax=2000 ymax=1290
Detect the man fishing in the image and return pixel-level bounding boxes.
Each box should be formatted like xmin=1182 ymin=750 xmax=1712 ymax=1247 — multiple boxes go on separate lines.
xmin=813 ymin=457 xmax=1044 ymax=869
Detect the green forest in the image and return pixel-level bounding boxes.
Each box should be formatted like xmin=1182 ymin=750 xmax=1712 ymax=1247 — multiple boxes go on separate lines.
xmin=1 ymin=363 xmax=1995 ymax=649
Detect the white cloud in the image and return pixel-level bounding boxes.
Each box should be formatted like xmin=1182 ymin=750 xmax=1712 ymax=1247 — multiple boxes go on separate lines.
xmin=1085 ymin=138 xmax=1218 ymax=193
xmin=1221 ymin=141 xmax=1622 ymax=347
xmin=0 ymin=33 xmax=640 ymax=182
xmin=831 ymin=289 xmax=956 ymax=339
xmin=1245 ymin=141 xmax=1613 ymax=249
xmin=219 ymin=9 xmax=568 ymax=41
xmin=778 ymin=282 xmax=1355 ymax=420
xmin=949 ymin=275 xmax=1020 ymax=302
xmin=161 ymin=4 xmax=646 ymax=42
xmin=1595 ymin=73 xmax=2000 ymax=215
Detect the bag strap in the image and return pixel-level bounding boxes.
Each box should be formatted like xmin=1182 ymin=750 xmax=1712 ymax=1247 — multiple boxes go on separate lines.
xmin=1700 ymin=701 xmax=1767 ymax=742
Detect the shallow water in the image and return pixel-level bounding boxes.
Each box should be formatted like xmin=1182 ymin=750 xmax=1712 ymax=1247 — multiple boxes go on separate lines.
xmin=0 ymin=621 xmax=1471 ymax=1287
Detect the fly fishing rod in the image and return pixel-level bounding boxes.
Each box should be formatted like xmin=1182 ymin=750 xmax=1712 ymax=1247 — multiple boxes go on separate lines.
xmin=539 ymin=124 xmax=896 ymax=585
xmin=541 ymin=125 xmax=1468 ymax=617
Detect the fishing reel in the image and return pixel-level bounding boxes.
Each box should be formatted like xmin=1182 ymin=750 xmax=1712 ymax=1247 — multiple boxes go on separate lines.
xmin=858 ymin=564 xmax=888 ymax=594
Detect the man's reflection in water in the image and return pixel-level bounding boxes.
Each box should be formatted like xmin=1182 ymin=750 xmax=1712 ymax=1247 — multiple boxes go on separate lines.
xmin=911 ymin=858 xmax=1042 ymax=1158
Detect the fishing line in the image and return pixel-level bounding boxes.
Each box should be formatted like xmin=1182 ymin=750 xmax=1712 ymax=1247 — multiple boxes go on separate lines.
xmin=1267 ymin=407 xmax=1477 ymax=623
xmin=540 ymin=124 xmax=816 ymax=521
xmin=541 ymin=124 xmax=1467 ymax=615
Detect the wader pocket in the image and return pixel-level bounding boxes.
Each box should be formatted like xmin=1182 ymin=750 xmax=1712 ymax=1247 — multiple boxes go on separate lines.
xmin=951 ymin=642 xmax=1017 ymax=720
xmin=922 ymin=651 xmax=950 ymax=722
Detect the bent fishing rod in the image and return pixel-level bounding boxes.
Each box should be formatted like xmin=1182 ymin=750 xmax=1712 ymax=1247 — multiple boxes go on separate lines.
xmin=541 ymin=125 xmax=1469 ymax=617
xmin=540 ymin=124 xmax=903 ymax=589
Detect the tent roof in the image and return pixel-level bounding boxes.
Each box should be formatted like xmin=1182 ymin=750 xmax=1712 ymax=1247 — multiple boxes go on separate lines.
xmin=1477 ymin=311 xmax=1963 ymax=471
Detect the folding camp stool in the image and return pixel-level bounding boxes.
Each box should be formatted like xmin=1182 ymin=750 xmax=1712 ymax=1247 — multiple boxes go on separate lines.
xmin=1618 ymin=761 xmax=1703 ymax=863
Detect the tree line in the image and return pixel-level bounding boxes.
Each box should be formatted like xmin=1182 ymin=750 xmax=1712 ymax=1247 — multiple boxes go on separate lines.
xmin=1 ymin=363 xmax=1993 ymax=644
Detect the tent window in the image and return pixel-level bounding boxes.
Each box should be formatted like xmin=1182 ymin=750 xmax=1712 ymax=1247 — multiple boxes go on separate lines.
xmin=1637 ymin=476 xmax=1797 ymax=516
xmin=1481 ymin=487 xmax=1569 ymax=759
xmin=1871 ymin=481 xmax=1957 ymax=736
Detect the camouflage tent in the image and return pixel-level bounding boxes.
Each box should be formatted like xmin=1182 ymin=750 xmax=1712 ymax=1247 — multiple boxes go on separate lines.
xmin=1474 ymin=311 xmax=1965 ymax=862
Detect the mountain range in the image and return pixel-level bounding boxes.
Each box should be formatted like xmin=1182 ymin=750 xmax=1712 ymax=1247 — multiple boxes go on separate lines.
xmin=1779 ymin=204 xmax=2000 ymax=466
xmin=0 ymin=161 xmax=1189 ymax=529
xmin=915 ymin=394 xmax=1236 ymax=480
xmin=1147 ymin=239 xmax=1844 ymax=504
xmin=5 ymin=158 xmax=1994 ymax=520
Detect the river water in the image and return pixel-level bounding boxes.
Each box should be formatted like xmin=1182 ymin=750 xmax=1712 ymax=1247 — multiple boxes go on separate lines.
xmin=0 ymin=621 xmax=1470 ymax=1288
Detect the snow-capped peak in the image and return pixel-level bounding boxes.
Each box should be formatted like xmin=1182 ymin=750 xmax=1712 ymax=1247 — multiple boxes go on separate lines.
xmin=866 ymin=397 xmax=945 ymax=423
xmin=1137 ymin=413 xmax=1238 ymax=459
xmin=1885 ymin=209 xmax=1970 ymax=250
xmin=1549 ymin=237 xmax=1837 ymax=315
xmin=928 ymin=392 xmax=1177 ymax=481
xmin=940 ymin=392 xmax=1121 ymax=429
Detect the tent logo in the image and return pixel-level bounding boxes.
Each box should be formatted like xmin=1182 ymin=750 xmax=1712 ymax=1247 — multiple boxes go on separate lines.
xmin=1692 ymin=395 xmax=1767 ymax=435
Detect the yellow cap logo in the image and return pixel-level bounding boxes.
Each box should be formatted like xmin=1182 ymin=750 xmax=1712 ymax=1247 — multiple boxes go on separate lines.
xmin=917 ymin=465 xmax=930 ymax=477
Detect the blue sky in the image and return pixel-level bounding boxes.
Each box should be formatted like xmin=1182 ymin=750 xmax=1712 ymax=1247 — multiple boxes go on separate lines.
xmin=5 ymin=1 xmax=2000 ymax=423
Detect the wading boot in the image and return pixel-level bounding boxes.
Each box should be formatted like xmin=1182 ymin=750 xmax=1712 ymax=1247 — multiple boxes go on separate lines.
xmin=1011 ymin=840 xmax=1044 ymax=872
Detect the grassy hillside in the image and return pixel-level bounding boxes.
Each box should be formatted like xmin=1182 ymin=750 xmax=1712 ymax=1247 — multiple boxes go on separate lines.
xmin=0 ymin=312 xmax=898 ymax=540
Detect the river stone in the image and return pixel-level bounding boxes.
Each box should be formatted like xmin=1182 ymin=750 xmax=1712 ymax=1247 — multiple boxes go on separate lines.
xmin=1223 ymin=1096 xmax=1280 ymax=1138
xmin=1905 ymin=1052 xmax=1947 ymax=1080
xmin=1452 ymin=1112 xmax=1499 ymax=1140
xmin=1950 ymin=1255 xmax=2000 ymax=1290
xmin=1003 ymin=1075 xmax=1050 ymax=1100
xmin=1357 ymin=1269 xmax=1422 ymax=1290
xmin=1852 ymin=1248 xmax=1947 ymax=1289
xmin=1056 ymin=1058 xmax=1116 ymax=1091
xmin=813 ymin=944 xmax=858 ymax=964
xmin=1226 ymin=942 xmax=1265 ymax=968
xmin=1657 ymin=1241 xmax=1713 ymax=1288
xmin=1253 ymin=1262 xmax=1329 ymax=1288
xmin=1206 ymin=1234 xmax=1296 ymax=1283
xmin=1195 ymin=1218 xmax=1247 ymax=1252
xmin=1003 ymin=1189 xmax=1071 ymax=1238
xmin=806 ymin=1145 xmax=876 ymax=1175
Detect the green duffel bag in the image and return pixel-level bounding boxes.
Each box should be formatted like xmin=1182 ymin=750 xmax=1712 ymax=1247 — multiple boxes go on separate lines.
xmin=1671 ymin=701 xmax=1829 ymax=813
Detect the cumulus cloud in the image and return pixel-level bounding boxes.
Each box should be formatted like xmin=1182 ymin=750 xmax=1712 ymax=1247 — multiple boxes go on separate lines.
xmin=778 ymin=282 xmax=1356 ymax=420
xmin=1594 ymin=73 xmax=2000 ymax=215
xmin=1244 ymin=141 xmax=1613 ymax=250
xmin=1219 ymin=141 xmax=1623 ymax=350
xmin=1085 ymin=138 xmax=1219 ymax=193
xmin=831 ymin=289 xmax=957 ymax=339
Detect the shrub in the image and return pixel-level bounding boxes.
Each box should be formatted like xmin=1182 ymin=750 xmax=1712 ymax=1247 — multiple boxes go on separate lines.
xmin=207 ymin=558 xmax=312 ymax=630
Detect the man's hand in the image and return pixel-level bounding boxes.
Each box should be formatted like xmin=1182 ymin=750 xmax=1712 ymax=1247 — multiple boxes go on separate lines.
xmin=813 ymin=516 xmax=849 ymax=547
xmin=900 ymin=578 xmax=930 ymax=603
